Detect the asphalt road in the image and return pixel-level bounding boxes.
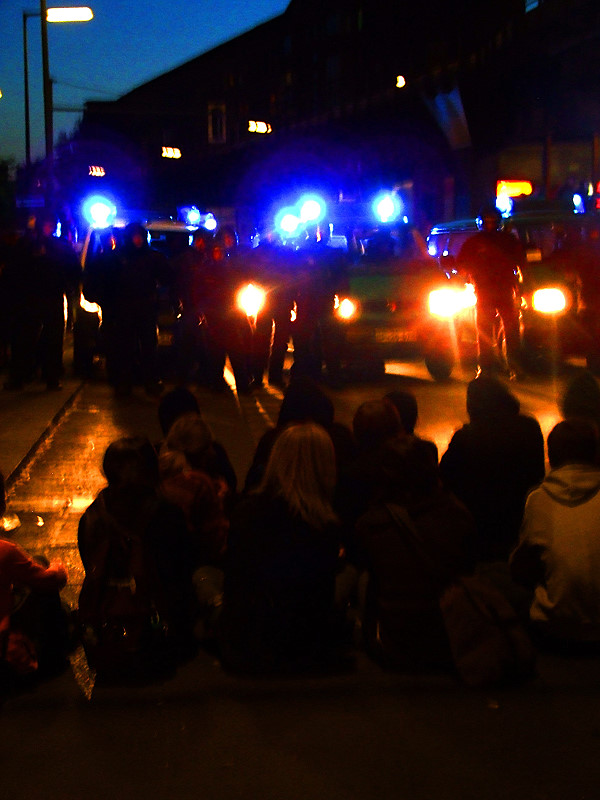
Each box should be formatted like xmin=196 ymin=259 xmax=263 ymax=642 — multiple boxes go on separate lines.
xmin=2 ymin=364 xmax=599 ymax=800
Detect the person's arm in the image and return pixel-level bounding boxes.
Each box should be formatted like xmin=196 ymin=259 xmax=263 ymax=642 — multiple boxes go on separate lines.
xmin=4 ymin=541 xmax=67 ymax=591
xmin=509 ymin=497 xmax=546 ymax=589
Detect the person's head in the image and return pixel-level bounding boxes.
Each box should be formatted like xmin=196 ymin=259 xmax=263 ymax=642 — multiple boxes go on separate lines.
xmin=260 ymin=422 xmax=338 ymax=529
xmin=215 ymin=225 xmax=238 ymax=253
xmin=36 ymin=212 xmax=57 ymax=238
xmin=352 ymin=399 xmax=403 ymax=451
xmin=466 ymin=376 xmax=520 ymax=423
xmin=158 ymin=387 xmax=201 ymax=436
xmin=547 ymin=419 xmax=599 ymax=469
xmin=384 ymin=390 xmax=418 ymax=435
xmin=379 ymin=436 xmax=440 ymax=505
xmin=278 ymin=376 xmax=335 ymax=429
xmin=123 ymin=222 xmax=148 ymax=250
xmin=103 ymin=436 xmax=159 ymax=489
xmin=476 ymin=205 xmax=502 ymax=233
xmin=561 ymin=369 xmax=600 ymax=427
xmin=162 ymin=412 xmax=215 ymax=472
xmin=193 ymin=229 xmax=212 ymax=253
xmin=211 ymin=243 xmax=226 ymax=263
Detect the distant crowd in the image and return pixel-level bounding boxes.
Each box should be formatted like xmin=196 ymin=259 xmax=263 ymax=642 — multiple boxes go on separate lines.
xmin=3 ymin=367 xmax=600 ymax=689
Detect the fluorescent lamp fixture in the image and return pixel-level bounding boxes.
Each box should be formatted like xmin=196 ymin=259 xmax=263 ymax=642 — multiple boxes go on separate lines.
xmin=47 ymin=7 xmax=94 ymax=22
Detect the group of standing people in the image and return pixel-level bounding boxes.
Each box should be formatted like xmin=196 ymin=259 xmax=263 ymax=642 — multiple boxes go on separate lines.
xmin=1 ymin=214 xmax=81 ymax=391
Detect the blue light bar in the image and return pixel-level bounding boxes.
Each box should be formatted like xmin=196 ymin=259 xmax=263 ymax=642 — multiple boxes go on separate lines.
xmin=372 ymin=191 xmax=402 ymax=224
xmin=82 ymin=194 xmax=117 ymax=228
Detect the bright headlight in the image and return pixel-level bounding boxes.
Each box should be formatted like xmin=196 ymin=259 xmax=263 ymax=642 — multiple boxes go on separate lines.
xmin=335 ymin=296 xmax=358 ymax=320
xmin=237 ymin=283 xmax=266 ymax=317
xmin=532 ymin=287 xmax=567 ymax=314
xmin=428 ymin=284 xmax=476 ymax=318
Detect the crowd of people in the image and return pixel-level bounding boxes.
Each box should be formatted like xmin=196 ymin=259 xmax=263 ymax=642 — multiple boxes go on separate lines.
xmin=3 ymin=368 xmax=600 ymax=687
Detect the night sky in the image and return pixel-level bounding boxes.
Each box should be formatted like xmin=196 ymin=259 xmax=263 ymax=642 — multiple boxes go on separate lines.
xmin=0 ymin=0 xmax=289 ymax=164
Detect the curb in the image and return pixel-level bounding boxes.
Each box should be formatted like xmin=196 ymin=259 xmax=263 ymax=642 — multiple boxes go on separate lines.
xmin=5 ymin=381 xmax=85 ymax=491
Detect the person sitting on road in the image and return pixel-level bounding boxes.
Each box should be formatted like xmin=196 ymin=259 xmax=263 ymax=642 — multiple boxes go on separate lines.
xmin=439 ymin=375 xmax=545 ymax=563
xmin=355 ymin=436 xmax=476 ymax=671
xmin=1 ymin=465 xmax=69 ymax=683
xmin=77 ymin=436 xmax=196 ymax=678
xmin=510 ymin=419 xmax=600 ymax=651
xmin=384 ymin=389 xmax=439 ymax=464
xmin=335 ymin=398 xmax=404 ymax=554
xmin=219 ymin=422 xmax=349 ymax=675
xmin=157 ymin=387 xmax=237 ymax=495
xmin=244 ymin=375 xmax=355 ymax=494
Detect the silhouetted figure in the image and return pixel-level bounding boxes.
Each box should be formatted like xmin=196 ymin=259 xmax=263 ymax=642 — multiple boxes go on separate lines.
xmin=458 ymin=206 xmax=524 ymax=378
xmin=510 ymin=419 xmax=600 ymax=650
xmin=355 ymin=436 xmax=475 ymax=670
xmin=440 ymin=376 xmax=545 ymax=562
xmin=77 ymin=437 xmax=195 ymax=680
xmin=96 ymin=222 xmax=171 ymax=396
xmin=384 ymin=389 xmax=439 ymax=463
xmin=220 ymin=423 xmax=347 ymax=674
xmin=4 ymin=215 xmax=80 ymax=390
xmin=1 ymin=467 xmax=69 ymax=682
xmin=244 ymin=376 xmax=355 ymax=493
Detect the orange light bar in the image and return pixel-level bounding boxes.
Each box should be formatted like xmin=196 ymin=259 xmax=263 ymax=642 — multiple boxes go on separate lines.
xmin=496 ymin=180 xmax=533 ymax=198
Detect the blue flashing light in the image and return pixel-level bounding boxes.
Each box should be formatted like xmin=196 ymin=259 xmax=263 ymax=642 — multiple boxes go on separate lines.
xmin=180 ymin=205 xmax=201 ymax=226
xmin=203 ymin=214 xmax=217 ymax=231
xmin=275 ymin=207 xmax=301 ymax=236
xmin=573 ymin=193 xmax=585 ymax=214
xmin=299 ymin=195 xmax=326 ymax=224
xmin=372 ymin=192 xmax=401 ymax=224
xmin=82 ymin=194 xmax=117 ymax=229
xmin=496 ymin=194 xmax=513 ymax=218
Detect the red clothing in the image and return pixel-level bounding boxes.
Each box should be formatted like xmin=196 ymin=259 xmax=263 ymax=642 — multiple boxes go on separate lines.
xmin=0 ymin=539 xmax=67 ymax=633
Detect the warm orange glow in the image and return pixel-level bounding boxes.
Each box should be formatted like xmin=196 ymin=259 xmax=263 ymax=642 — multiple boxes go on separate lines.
xmin=47 ymin=7 xmax=94 ymax=22
xmin=496 ymin=180 xmax=533 ymax=198
xmin=248 ymin=120 xmax=272 ymax=134
xmin=162 ymin=146 xmax=181 ymax=159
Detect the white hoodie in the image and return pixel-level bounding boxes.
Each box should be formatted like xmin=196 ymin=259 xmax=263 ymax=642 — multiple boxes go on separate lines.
xmin=512 ymin=463 xmax=600 ymax=640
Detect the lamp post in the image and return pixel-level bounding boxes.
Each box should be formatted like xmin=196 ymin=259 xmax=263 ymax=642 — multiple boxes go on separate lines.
xmin=22 ymin=4 xmax=93 ymax=168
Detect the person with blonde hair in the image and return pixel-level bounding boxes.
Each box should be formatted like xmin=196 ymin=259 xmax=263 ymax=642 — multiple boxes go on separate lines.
xmin=219 ymin=422 xmax=346 ymax=673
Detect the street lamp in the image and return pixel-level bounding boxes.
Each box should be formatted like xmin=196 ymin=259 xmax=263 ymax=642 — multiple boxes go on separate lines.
xmin=23 ymin=4 xmax=93 ymax=167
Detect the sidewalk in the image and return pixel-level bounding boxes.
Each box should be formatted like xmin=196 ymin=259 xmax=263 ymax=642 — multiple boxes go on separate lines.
xmin=0 ymin=355 xmax=83 ymax=488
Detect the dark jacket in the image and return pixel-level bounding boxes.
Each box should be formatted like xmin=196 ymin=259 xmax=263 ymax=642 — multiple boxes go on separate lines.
xmin=219 ymin=492 xmax=342 ymax=673
xmin=356 ymin=490 xmax=475 ymax=670
xmin=440 ymin=411 xmax=545 ymax=562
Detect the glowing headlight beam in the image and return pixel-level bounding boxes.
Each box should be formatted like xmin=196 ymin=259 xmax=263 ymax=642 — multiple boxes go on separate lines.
xmin=237 ymin=283 xmax=266 ymax=317
xmin=428 ymin=284 xmax=476 ymax=318
xmin=335 ymin=297 xmax=358 ymax=320
xmin=532 ymin=287 xmax=567 ymax=314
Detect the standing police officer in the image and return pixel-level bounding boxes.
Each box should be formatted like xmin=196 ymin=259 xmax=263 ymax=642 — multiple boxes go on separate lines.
xmin=458 ymin=206 xmax=525 ymax=380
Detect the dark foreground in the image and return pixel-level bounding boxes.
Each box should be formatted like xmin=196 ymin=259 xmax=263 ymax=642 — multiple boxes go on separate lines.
xmin=1 ymin=369 xmax=599 ymax=799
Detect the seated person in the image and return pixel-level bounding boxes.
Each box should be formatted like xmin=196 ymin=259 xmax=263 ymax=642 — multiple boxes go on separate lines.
xmin=1 ymin=469 xmax=68 ymax=679
xmin=510 ymin=419 xmax=600 ymax=649
xmin=355 ymin=437 xmax=475 ymax=671
xmin=440 ymin=376 xmax=545 ymax=562
xmin=219 ymin=422 xmax=348 ymax=674
xmin=78 ymin=437 xmax=196 ymax=677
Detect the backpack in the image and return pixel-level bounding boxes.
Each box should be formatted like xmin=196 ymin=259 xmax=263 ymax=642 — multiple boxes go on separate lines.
xmin=439 ymin=575 xmax=536 ymax=687
xmin=385 ymin=503 xmax=536 ymax=687
xmin=78 ymin=495 xmax=170 ymax=680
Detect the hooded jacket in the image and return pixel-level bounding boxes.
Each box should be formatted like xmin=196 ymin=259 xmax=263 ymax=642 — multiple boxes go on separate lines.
xmin=510 ymin=463 xmax=600 ymax=641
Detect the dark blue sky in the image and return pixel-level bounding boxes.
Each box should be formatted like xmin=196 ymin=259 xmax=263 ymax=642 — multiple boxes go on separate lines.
xmin=0 ymin=0 xmax=289 ymax=164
